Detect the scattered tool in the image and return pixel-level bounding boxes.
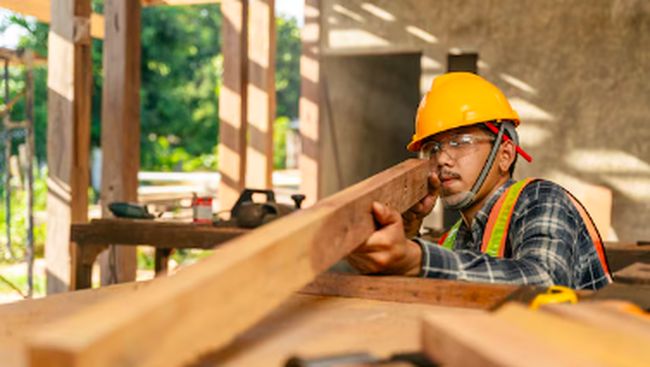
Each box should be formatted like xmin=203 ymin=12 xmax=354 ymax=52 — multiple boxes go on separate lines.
xmin=285 ymin=351 xmax=435 ymax=367
xmin=216 ymin=188 xmax=305 ymax=229
xmin=108 ymin=202 xmax=156 ymax=219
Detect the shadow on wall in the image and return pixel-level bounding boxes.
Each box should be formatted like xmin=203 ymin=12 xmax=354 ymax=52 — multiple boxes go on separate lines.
xmin=314 ymin=0 xmax=650 ymax=242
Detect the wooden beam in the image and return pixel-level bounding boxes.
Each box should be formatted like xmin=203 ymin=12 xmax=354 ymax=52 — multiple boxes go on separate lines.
xmin=300 ymin=272 xmax=520 ymax=310
xmin=0 ymin=281 xmax=152 ymax=338
xmin=299 ymin=0 xmax=322 ymax=206
xmin=0 ymin=0 xmax=105 ymax=39
xmin=44 ymin=0 xmax=92 ymax=294
xmin=218 ymin=0 xmax=248 ymax=211
xmin=142 ymin=0 xmax=220 ymax=5
xmin=72 ymin=219 xmax=248 ymax=248
xmin=495 ymin=303 xmax=650 ymax=365
xmin=421 ymin=309 xmax=596 ymax=366
xmin=614 ymin=262 xmax=650 ymax=285
xmin=27 ymin=159 xmax=430 ymax=367
xmin=245 ymin=0 xmax=275 ymax=190
xmin=97 ymin=0 xmax=142 ymax=287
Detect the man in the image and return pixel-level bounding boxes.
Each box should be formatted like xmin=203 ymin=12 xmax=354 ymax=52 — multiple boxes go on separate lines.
xmin=347 ymin=72 xmax=611 ymax=290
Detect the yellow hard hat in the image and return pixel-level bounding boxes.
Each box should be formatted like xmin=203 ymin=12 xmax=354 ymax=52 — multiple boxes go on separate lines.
xmin=407 ymin=72 xmax=520 ymax=152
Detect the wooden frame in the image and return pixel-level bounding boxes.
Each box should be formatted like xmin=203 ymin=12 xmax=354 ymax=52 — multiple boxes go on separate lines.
xmin=97 ymin=0 xmax=143 ymax=286
xmin=44 ymin=0 xmax=92 ymax=294
xmin=27 ymin=159 xmax=430 ymax=366
xmin=218 ymin=0 xmax=249 ymax=210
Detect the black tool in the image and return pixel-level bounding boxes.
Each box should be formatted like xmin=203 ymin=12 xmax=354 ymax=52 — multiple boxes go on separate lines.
xmin=108 ymin=202 xmax=155 ymax=219
xmin=223 ymin=189 xmax=305 ymax=229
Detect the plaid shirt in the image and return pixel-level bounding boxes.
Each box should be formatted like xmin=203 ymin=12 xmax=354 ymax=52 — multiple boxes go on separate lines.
xmin=416 ymin=179 xmax=611 ymax=290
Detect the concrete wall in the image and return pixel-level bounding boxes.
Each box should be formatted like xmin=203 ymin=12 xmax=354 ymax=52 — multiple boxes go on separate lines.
xmin=320 ymin=0 xmax=650 ymax=242
xmin=320 ymin=51 xmax=421 ymax=197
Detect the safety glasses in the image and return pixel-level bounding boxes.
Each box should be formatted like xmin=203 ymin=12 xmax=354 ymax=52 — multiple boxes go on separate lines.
xmin=420 ymin=134 xmax=495 ymax=161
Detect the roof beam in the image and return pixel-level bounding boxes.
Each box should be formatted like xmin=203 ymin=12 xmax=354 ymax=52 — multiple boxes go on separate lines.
xmin=0 ymin=0 xmax=221 ymax=40
xmin=0 ymin=0 xmax=105 ymax=39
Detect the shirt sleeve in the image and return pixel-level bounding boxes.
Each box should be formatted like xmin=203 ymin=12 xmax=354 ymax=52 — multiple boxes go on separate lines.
xmin=416 ymin=184 xmax=581 ymax=287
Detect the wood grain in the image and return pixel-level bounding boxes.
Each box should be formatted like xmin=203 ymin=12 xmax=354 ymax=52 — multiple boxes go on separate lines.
xmin=45 ymin=0 xmax=92 ymax=294
xmin=27 ymin=159 xmax=430 ymax=367
xmin=218 ymin=0 xmax=249 ymax=210
xmin=97 ymin=0 xmax=142 ymax=286
xmin=72 ymin=219 xmax=248 ymax=248
xmin=421 ymin=310 xmax=594 ymax=367
xmin=614 ymin=262 xmax=650 ymax=285
xmin=245 ymin=0 xmax=275 ymax=190
xmin=300 ymin=272 xmax=519 ymax=310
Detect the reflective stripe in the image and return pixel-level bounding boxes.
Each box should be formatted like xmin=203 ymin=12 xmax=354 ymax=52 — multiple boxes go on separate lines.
xmin=481 ymin=178 xmax=611 ymax=277
xmin=435 ymin=179 xmax=611 ymax=278
xmin=481 ymin=178 xmax=533 ymax=257
xmin=440 ymin=220 xmax=462 ymax=250
xmin=566 ymin=193 xmax=612 ymax=278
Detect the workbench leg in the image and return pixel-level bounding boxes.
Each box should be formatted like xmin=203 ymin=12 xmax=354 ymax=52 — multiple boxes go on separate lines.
xmin=74 ymin=244 xmax=107 ymax=290
xmin=155 ymin=248 xmax=173 ymax=277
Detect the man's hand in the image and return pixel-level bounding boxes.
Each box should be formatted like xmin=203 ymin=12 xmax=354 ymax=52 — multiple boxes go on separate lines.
xmin=402 ymin=174 xmax=441 ymax=238
xmin=347 ymin=202 xmax=422 ymax=276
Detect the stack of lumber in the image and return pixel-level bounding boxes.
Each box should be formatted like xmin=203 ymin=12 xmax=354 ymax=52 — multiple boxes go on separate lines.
xmin=422 ymin=300 xmax=650 ymax=366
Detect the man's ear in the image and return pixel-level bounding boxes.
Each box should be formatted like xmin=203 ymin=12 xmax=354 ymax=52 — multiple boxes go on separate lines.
xmin=498 ymin=140 xmax=516 ymax=174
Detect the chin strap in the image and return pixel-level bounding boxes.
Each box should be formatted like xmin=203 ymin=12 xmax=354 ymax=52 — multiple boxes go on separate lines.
xmin=443 ymin=122 xmax=507 ymax=210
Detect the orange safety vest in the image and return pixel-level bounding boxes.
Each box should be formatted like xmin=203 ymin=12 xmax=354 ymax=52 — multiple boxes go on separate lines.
xmin=437 ymin=178 xmax=611 ymax=276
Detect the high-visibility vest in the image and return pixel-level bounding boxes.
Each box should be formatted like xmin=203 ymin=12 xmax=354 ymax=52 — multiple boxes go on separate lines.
xmin=437 ymin=178 xmax=611 ymax=276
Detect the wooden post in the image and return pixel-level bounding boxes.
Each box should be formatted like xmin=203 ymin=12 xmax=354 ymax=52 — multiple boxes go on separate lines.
xmin=97 ymin=0 xmax=142 ymax=286
xmin=218 ymin=0 xmax=248 ymax=211
xmin=28 ymin=159 xmax=430 ymax=367
xmin=245 ymin=0 xmax=275 ymax=190
xmin=299 ymin=0 xmax=322 ymax=206
xmin=45 ymin=0 xmax=92 ymax=294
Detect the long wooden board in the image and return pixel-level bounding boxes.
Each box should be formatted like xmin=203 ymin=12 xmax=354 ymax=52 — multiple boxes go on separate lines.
xmin=27 ymin=159 xmax=430 ymax=367
xmin=300 ymin=272 xmax=519 ymax=310
xmin=421 ymin=310 xmax=594 ymax=367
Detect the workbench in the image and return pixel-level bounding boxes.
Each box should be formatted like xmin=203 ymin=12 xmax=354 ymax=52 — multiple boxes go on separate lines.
xmin=70 ymin=218 xmax=248 ymax=289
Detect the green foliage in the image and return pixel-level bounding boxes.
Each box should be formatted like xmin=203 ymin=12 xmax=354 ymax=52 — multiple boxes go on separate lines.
xmin=2 ymin=8 xmax=301 ymax=172
xmin=274 ymin=117 xmax=289 ymax=169
xmin=0 ymin=168 xmax=47 ymax=262
xmin=276 ymin=17 xmax=302 ymax=120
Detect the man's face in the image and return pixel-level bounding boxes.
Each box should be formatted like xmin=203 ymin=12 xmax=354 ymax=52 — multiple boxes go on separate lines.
xmin=422 ymin=126 xmax=495 ymax=206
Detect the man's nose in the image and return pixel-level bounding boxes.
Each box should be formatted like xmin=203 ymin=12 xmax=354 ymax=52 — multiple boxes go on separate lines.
xmin=435 ymin=149 xmax=454 ymax=167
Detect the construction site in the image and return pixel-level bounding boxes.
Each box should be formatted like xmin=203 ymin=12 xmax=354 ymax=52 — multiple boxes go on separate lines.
xmin=0 ymin=0 xmax=649 ymax=366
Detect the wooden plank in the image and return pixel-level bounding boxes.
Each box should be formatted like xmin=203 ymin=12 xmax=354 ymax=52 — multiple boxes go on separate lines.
xmin=542 ymin=301 xmax=650 ymax=341
xmin=495 ymin=303 xmax=650 ymax=366
xmin=421 ymin=310 xmax=595 ymax=367
xmin=245 ymin=0 xmax=275 ymax=190
xmin=97 ymin=0 xmax=142 ymax=287
xmin=27 ymin=158 xmax=430 ymax=367
xmin=200 ymin=293 xmax=460 ymax=366
xmin=0 ymin=0 xmax=105 ymax=39
xmin=299 ymin=0 xmax=322 ymax=206
xmin=218 ymin=0 xmax=248 ymax=211
xmin=72 ymin=219 xmax=248 ymax=248
xmin=605 ymin=242 xmax=650 ymax=272
xmin=0 ymin=282 xmax=152 ymax=367
xmin=614 ymin=262 xmax=650 ymax=285
xmin=44 ymin=0 xmax=92 ymax=294
xmin=300 ymin=272 xmax=519 ymax=310
xmin=0 ymin=281 xmax=151 ymax=338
